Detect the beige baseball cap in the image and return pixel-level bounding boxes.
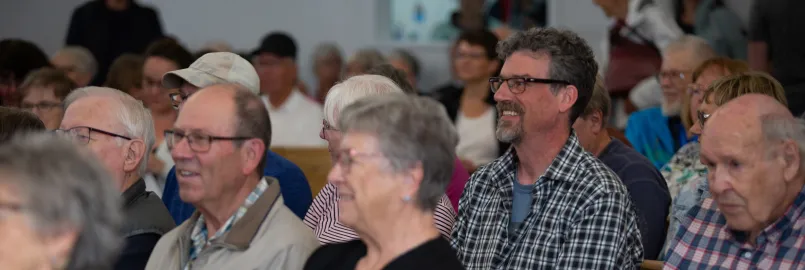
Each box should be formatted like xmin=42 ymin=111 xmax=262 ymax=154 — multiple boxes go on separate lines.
xmin=162 ymin=52 xmax=260 ymax=94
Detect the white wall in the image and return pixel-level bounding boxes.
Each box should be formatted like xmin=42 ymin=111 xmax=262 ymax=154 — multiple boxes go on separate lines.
xmin=0 ymin=0 xmax=754 ymax=92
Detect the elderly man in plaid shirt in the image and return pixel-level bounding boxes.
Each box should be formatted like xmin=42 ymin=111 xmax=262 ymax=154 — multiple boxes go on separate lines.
xmin=664 ymin=94 xmax=805 ymax=269
xmin=450 ymin=27 xmax=644 ymax=269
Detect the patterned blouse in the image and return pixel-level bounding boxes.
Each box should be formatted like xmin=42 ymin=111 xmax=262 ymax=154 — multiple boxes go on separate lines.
xmin=303 ymin=182 xmax=456 ymax=244
xmin=661 ymin=142 xmax=708 ymax=200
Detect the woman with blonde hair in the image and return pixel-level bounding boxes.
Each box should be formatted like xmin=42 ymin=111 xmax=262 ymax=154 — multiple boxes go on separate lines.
xmin=663 ymin=57 xmax=749 ymax=199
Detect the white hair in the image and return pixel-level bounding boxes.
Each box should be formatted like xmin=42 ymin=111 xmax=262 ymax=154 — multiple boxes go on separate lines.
xmin=55 ymin=46 xmax=98 ymax=77
xmin=663 ymin=35 xmax=717 ymax=64
xmin=323 ymin=74 xmax=403 ymax=127
xmin=63 ymin=87 xmax=155 ymax=176
xmin=762 ymin=115 xmax=805 ymax=170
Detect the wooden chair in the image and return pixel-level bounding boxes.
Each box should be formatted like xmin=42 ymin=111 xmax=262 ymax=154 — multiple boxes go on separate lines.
xmin=640 ymin=260 xmax=664 ymax=270
xmin=271 ymin=147 xmax=332 ymax=197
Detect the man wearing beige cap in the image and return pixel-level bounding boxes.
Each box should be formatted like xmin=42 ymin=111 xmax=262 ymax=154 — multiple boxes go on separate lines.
xmin=158 ymin=51 xmax=313 ymax=225
xmin=162 ymin=52 xmax=261 ymax=106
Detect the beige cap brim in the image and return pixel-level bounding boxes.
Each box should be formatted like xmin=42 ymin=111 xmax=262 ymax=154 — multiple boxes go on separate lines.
xmin=162 ymin=68 xmax=227 ymax=89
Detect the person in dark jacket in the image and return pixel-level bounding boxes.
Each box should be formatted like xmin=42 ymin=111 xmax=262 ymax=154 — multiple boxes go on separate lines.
xmin=65 ymin=0 xmax=164 ymax=85
xmin=58 ymin=86 xmax=175 ymax=270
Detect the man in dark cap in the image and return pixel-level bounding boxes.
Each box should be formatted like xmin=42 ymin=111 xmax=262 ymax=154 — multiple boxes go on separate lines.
xmin=251 ymin=32 xmax=324 ymax=147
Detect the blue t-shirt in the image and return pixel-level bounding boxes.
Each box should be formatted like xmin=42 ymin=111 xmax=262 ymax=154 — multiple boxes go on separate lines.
xmin=598 ymin=138 xmax=671 ymax=260
xmin=161 ymin=150 xmax=313 ymax=224
xmin=510 ymin=179 xmax=534 ymax=233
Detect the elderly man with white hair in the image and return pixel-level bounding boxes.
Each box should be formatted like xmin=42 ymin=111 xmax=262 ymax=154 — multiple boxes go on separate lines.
xmin=51 ymin=46 xmax=97 ymax=87
xmin=58 ymin=86 xmax=175 ymax=270
xmin=304 ymin=74 xmax=457 ymax=244
xmin=664 ymin=94 xmax=805 ymax=269
xmin=625 ymin=35 xmax=717 ymax=168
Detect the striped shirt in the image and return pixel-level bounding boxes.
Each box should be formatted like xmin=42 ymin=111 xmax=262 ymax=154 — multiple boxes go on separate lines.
xmin=664 ymin=186 xmax=805 ymax=269
xmin=304 ymin=182 xmax=456 ymax=244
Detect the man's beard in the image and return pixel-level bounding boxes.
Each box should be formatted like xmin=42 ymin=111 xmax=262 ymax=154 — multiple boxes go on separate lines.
xmin=661 ymin=100 xmax=681 ymax=117
xmin=496 ymin=101 xmax=524 ymax=144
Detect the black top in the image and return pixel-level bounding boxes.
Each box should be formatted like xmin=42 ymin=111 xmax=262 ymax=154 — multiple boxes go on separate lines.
xmin=66 ymin=0 xmax=164 ymax=85
xmin=598 ymin=139 xmax=670 ymax=259
xmin=116 ymin=179 xmax=175 ymax=270
xmin=304 ymin=237 xmax=464 ymax=270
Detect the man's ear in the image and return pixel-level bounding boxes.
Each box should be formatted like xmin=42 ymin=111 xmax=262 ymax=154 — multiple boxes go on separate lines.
xmin=123 ymin=139 xmax=146 ymax=173
xmin=781 ymin=140 xmax=802 ymax=183
xmin=241 ymin=138 xmax=266 ymax=175
xmin=590 ymin=110 xmax=605 ymax=134
xmin=558 ymin=85 xmax=578 ymax=114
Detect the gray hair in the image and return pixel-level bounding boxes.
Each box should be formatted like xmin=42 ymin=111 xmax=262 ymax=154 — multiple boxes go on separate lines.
xmin=323 ymin=74 xmax=403 ymax=126
xmin=664 ymin=35 xmax=717 ymax=64
xmin=348 ymin=48 xmax=387 ymax=74
xmin=54 ymin=46 xmax=98 ymax=77
xmin=312 ymin=43 xmax=343 ymax=68
xmin=63 ymin=87 xmax=155 ymax=176
xmin=388 ymin=49 xmax=421 ymax=78
xmin=338 ymin=94 xmax=458 ymax=211
xmin=496 ymin=27 xmax=599 ymax=125
xmin=227 ymin=83 xmax=272 ymax=174
xmin=0 ymin=133 xmax=122 ymax=269
xmin=762 ymin=115 xmax=805 ymax=170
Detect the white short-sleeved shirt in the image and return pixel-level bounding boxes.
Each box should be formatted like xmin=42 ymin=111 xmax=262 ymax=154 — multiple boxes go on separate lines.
xmin=262 ymin=89 xmax=326 ymax=147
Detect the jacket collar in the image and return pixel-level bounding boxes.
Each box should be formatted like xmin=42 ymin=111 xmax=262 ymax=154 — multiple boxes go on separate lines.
xmin=184 ymin=177 xmax=282 ymax=249
xmin=122 ymin=178 xmax=146 ymax=207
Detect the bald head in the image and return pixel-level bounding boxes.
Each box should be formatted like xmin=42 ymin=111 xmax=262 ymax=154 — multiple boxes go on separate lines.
xmin=700 ymin=93 xmax=804 ymax=234
xmin=706 ymin=94 xmax=793 ymax=133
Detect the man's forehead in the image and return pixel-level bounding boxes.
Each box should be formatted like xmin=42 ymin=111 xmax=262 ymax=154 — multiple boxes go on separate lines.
xmin=501 ymin=52 xmax=550 ymax=76
xmin=63 ymin=97 xmax=117 ymax=128
xmin=176 ymin=90 xmax=235 ymax=131
xmin=662 ymin=50 xmax=696 ymax=69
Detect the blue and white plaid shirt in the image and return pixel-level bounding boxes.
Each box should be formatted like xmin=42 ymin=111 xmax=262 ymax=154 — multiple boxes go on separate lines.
xmin=451 ymin=133 xmax=644 ymax=269
xmin=664 ymin=185 xmax=805 ymax=269
xmin=184 ymin=179 xmax=269 ymax=270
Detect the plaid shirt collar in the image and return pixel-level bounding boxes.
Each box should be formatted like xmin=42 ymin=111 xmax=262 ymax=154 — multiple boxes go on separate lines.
xmin=494 ymin=131 xmax=584 ymax=186
xmin=185 ymin=178 xmax=269 ymax=269
xmin=665 ymin=184 xmax=805 ymax=268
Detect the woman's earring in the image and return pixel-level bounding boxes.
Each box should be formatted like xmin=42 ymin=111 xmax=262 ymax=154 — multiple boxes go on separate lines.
xmin=403 ymin=195 xmax=411 ymax=202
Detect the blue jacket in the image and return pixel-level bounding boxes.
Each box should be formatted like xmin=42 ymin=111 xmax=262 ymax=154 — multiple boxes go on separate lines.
xmin=162 ymin=150 xmax=313 ymax=223
xmin=626 ymin=107 xmax=693 ymax=169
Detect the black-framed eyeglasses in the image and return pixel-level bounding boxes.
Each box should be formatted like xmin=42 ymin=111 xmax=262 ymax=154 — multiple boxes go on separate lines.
xmin=169 ymin=92 xmax=189 ymax=110
xmin=55 ymin=126 xmax=132 ymax=145
xmin=165 ymin=129 xmax=254 ymax=153
xmin=697 ymin=111 xmax=711 ymax=127
xmin=489 ymin=77 xmax=571 ymax=94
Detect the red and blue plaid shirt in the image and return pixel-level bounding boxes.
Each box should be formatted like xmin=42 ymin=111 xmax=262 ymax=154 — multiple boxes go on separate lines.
xmin=664 ymin=185 xmax=805 ymax=269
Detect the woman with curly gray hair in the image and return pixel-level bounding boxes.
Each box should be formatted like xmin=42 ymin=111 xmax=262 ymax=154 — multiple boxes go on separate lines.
xmin=0 ymin=133 xmax=122 ymax=269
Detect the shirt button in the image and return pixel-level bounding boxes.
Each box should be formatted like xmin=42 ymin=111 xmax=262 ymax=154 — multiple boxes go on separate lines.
xmin=743 ymin=252 xmax=752 ymax=259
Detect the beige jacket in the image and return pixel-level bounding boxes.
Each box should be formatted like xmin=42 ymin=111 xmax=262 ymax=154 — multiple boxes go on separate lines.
xmin=145 ymin=177 xmax=319 ymax=270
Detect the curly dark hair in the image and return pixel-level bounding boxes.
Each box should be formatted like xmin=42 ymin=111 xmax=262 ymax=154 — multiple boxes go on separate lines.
xmin=496 ymin=27 xmax=599 ymax=125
